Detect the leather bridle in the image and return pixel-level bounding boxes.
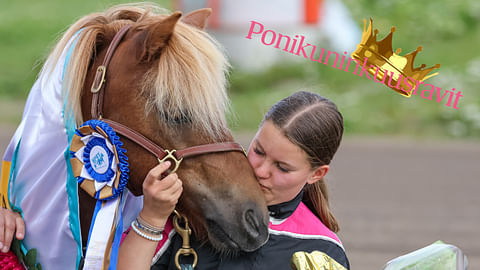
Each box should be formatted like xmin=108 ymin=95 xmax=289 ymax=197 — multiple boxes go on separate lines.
xmin=89 ymin=25 xmax=245 ymax=173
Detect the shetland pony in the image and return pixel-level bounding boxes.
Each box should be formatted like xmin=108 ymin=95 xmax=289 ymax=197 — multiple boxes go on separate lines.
xmin=2 ymin=3 xmax=268 ymax=269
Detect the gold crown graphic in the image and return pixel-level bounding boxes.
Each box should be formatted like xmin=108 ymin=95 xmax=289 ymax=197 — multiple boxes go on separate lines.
xmin=351 ymin=18 xmax=440 ymax=97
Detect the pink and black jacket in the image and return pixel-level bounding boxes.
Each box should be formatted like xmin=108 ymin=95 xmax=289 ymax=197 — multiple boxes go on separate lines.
xmin=149 ymin=191 xmax=349 ymax=269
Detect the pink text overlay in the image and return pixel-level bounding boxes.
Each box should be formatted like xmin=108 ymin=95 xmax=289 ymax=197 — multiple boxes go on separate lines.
xmin=245 ymin=20 xmax=463 ymax=109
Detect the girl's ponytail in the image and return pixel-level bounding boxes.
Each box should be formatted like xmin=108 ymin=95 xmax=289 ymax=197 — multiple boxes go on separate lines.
xmin=303 ymin=179 xmax=339 ymax=233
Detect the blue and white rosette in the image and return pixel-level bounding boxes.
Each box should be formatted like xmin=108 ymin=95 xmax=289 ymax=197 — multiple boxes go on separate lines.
xmin=70 ymin=119 xmax=128 ymax=200
xmin=69 ymin=119 xmax=129 ymax=270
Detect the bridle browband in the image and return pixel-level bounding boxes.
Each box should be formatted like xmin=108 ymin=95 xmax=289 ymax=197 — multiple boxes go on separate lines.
xmin=89 ymin=24 xmax=245 ymax=173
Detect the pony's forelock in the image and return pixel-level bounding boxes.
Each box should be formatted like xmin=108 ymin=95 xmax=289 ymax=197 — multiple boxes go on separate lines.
xmin=140 ymin=19 xmax=231 ymax=138
xmin=42 ymin=2 xmax=230 ymax=139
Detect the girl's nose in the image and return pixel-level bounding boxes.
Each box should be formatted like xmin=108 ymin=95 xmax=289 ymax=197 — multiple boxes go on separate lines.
xmin=254 ymin=160 xmax=271 ymax=179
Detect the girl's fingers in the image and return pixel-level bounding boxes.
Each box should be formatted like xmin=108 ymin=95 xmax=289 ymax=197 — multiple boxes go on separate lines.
xmin=159 ymin=175 xmax=182 ymax=195
xmin=171 ymin=178 xmax=183 ymax=193
xmin=146 ymin=173 xmax=179 ymax=193
xmin=144 ymin=178 xmax=182 ymax=205
xmin=0 ymin=210 xmax=26 ymax=253
xmin=15 ymin=215 xmax=25 ymax=240
xmin=172 ymin=183 xmax=183 ymax=200
xmin=143 ymin=161 xmax=171 ymax=185
xmin=0 ymin=212 xmax=4 ymax=250
xmin=2 ymin=218 xmax=14 ymax=253
xmin=151 ymin=161 xmax=172 ymax=179
xmin=166 ymin=179 xmax=183 ymax=201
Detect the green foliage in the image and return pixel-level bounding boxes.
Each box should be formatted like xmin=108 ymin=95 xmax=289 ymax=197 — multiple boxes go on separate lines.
xmin=11 ymin=238 xmax=23 ymax=264
xmin=344 ymin=0 xmax=479 ymax=41
xmin=10 ymin=238 xmax=42 ymax=270
xmin=24 ymin=248 xmax=37 ymax=268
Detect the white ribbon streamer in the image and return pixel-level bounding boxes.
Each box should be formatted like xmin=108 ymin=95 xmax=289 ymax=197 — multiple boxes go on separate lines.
xmin=83 ymin=196 xmax=121 ymax=270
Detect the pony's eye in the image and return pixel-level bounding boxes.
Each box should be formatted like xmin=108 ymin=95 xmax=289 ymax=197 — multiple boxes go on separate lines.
xmin=164 ymin=113 xmax=191 ymax=125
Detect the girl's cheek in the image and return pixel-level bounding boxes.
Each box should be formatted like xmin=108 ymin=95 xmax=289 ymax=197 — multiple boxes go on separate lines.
xmin=247 ymin=151 xmax=260 ymax=168
xmin=273 ymin=175 xmax=292 ymax=190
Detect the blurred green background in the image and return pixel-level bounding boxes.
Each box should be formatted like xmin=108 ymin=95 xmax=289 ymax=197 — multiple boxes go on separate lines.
xmin=1 ymin=0 xmax=479 ymax=139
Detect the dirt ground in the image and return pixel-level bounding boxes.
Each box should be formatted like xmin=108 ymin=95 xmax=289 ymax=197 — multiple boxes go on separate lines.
xmin=325 ymin=137 xmax=479 ymax=270
xmin=1 ymin=126 xmax=479 ymax=270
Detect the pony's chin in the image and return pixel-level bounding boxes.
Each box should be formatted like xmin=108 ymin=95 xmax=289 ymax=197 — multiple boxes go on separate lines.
xmin=206 ymin=220 xmax=241 ymax=254
xmin=206 ymin=219 xmax=263 ymax=255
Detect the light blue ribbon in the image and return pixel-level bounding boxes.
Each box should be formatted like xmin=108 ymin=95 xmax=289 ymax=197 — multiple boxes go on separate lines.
xmin=63 ymin=28 xmax=85 ymax=270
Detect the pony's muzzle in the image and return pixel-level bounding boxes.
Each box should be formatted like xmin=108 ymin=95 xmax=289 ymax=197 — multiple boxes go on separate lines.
xmin=239 ymin=207 xmax=269 ymax=252
xmin=204 ymin=202 xmax=269 ymax=253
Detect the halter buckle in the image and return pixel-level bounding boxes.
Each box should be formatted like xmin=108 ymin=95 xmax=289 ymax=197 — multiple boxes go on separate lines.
xmin=91 ymin=65 xmax=106 ymax=93
xmin=157 ymin=150 xmax=183 ymax=174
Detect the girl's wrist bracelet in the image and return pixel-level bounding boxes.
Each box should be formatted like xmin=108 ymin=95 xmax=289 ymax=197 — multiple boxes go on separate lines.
xmin=131 ymin=221 xmax=163 ymax=242
xmin=135 ymin=216 xmax=164 ymax=235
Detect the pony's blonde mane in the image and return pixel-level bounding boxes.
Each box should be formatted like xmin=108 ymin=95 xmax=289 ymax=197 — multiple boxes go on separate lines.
xmin=42 ymin=3 xmax=230 ymax=138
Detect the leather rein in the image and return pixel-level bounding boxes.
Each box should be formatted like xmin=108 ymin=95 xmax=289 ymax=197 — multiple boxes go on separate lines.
xmin=89 ymin=25 xmax=245 ymax=173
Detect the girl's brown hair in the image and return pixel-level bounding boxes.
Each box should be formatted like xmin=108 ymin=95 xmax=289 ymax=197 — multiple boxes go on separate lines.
xmin=264 ymin=91 xmax=343 ymax=233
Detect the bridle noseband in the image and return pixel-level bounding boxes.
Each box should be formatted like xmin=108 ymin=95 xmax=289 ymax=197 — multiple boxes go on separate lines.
xmin=89 ymin=25 xmax=245 ymax=174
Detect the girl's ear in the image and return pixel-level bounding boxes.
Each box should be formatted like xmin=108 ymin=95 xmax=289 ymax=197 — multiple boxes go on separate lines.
xmin=142 ymin=12 xmax=182 ymax=61
xmin=306 ymin=165 xmax=329 ymax=185
xmin=181 ymin=8 xmax=212 ymax=29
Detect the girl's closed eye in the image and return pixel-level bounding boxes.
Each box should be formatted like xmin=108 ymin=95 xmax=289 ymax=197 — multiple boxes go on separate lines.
xmin=253 ymin=147 xmax=265 ymax=156
xmin=276 ymin=163 xmax=290 ymax=173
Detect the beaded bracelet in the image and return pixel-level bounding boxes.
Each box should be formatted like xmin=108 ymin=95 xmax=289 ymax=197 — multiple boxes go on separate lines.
xmin=134 ymin=219 xmax=163 ymax=235
xmin=131 ymin=221 xmax=164 ymax=242
xmin=136 ymin=216 xmax=164 ymax=235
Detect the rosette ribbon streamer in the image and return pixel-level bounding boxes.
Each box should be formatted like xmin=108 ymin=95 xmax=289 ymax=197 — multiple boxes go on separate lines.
xmin=70 ymin=120 xmax=129 ymax=270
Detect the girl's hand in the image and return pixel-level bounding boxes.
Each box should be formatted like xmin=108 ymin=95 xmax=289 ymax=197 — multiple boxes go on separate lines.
xmin=140 ymin=161 xmax=183 ymax=228
xmin=0 ymin=208 xmax=24 ymax=253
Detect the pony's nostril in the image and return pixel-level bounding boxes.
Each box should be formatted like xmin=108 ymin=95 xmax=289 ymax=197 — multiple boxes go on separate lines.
xmin=243 ymin=209 xmax=260 ymax=238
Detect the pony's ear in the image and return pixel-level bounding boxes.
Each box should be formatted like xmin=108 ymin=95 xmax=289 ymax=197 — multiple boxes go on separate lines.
xmin=143 ymin=11 xmax=182 ymax=61
xmin=182 ymin=8 xmax=211 ymax=29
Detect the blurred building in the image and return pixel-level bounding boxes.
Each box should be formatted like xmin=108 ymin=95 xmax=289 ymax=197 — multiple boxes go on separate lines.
xmin=174 ymin=0 xmax=361 ymax=70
